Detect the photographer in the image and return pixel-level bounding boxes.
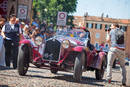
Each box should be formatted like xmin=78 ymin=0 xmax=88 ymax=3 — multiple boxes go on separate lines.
xmin=106 ymin=24 xmax=126 ymax=86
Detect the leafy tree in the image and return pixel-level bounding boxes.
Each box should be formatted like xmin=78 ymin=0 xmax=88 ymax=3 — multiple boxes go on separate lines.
xmin=33 ymin=0 xmax=77 ymax=26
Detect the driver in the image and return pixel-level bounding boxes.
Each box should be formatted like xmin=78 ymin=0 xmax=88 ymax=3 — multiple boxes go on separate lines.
xmin=79 ymin=32 xmax=86 ymax=38
xmin=82 ymin=27 xmax=94 ymax=50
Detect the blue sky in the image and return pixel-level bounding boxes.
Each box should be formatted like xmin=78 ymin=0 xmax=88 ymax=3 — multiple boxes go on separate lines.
xmin=73 ymin=0 xmax=130 ymax=19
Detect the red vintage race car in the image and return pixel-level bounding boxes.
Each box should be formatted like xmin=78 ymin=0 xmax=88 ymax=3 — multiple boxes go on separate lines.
xmin=17 ymin=29 xmax=106 ymax=82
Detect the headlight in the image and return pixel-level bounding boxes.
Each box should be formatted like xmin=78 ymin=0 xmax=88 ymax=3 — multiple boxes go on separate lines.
xmin=62 ymin=40 xmax=70 ymax=49
xmin=35 ymin=36 xmax=43 ymax=46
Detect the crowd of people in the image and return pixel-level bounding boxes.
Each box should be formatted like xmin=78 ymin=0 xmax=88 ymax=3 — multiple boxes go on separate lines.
xmin=0 ymin=14 xmax=127 ymax=86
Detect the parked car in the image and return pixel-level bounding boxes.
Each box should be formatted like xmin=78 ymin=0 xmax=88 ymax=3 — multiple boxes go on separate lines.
xmin=17 ymin=29 xmax=106 ymax=82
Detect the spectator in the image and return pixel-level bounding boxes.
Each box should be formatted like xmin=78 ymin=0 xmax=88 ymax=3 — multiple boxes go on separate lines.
xmin=15 ymin=18 xmax=20 ymax=25
xmin=99 ymin=42 xmax=105 ymax=51
xmin=19 ymin=22 xmax=25 ymax=34
xmin=0 ymin=25 xmax=5 ymax=66
xmin=22 ymin=25 xmax=30 ymax=39
xmin=48 ymin=22 xmax=54 ymax=32
xmin=40 ymin=21 xmax=47 ymax=32
xmin=29 ymin=22 xmax=37 ymax=34
xmin=31 ymin=27 xmax=41 ymax=41
xmin=0 ymin=18 xmax=5 ymax=29
xmin=1 ymin=14 xmax=21 ymax=69
xmin=106 ymin=24 xmax=126 ymax=86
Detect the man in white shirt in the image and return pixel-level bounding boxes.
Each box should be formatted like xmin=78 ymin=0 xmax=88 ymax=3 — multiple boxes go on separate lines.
xmin=1 ymin=14 xmax=21 ymax=69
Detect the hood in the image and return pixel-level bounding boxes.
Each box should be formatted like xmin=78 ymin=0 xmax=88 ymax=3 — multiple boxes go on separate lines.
xmin=50 ymin=36 xmax=84 ymax=46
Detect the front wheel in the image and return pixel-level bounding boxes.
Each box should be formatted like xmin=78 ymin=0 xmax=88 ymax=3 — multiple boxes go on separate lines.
xmin=95 ymin=58 xmax=106 ymax=80
xmin=50 ymin=68 xmax=58 ymax=74
xmin=17 ymin=44 xmax=30 ymax=76
xmin=73 ymin=52 xmax=85 ymax=82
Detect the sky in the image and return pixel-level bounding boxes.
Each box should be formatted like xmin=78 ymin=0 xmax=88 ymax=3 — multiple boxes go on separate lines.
xmin=73 ymin=0 xmax=130 ymax=19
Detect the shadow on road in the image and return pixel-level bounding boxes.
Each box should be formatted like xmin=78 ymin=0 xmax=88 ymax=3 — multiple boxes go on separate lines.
xmin=0 ymin=85 xmax=9 ymax=87
xmin=26 ymin=73 xmax=107 ymax=86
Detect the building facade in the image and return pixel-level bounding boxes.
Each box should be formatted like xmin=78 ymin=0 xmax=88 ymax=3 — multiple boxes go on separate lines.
xmin=73 ymin=16 xmax=130 ymax=58
xmin=0 ymin=0 xmax=32 ymax=21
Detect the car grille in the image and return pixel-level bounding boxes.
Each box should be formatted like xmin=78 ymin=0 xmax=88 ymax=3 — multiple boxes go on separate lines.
xmin=43 ymin=39 xmax=61 ymax=61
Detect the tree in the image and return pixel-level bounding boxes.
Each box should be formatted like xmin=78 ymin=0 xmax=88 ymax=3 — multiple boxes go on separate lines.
xmin=33 ymin=0 xmax=78 ymax=25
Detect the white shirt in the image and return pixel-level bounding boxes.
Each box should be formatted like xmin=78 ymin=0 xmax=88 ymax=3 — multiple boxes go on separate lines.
xmin=2 ymin=22 xmax=21 ymax=40
xmin=2 ymin=22 xmax=21 ymax=33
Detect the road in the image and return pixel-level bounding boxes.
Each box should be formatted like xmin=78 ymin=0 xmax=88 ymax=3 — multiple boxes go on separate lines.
xmin=0 ymin=65 xmax=130 ymax=87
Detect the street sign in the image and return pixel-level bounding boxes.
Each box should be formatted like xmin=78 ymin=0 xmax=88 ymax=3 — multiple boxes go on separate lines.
xmin=17 ymin=5 xmax=28 ymax=19
xmin=57 ymin=12 xmax=67 ymax=26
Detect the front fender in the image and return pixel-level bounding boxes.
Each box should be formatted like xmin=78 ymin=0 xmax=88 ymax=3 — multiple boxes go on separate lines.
xmin=96 ymin=52 xmax=106 ymax=69
xmin=19 ymin=40 xmax=31 ymax=45
xmin=72 ymin=46 xmax=84 ymax=52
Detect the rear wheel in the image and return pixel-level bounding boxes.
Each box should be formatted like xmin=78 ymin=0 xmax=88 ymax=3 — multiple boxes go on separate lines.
xmin=17 ymin=44 xmax=29 ymax=76
xmin=95 ymin=58 xmax=106 ymax=80
xmin=50 ymin=64 xmax=58 ymax=74
xmin=73 ymin=52 xmax=85 ymax=82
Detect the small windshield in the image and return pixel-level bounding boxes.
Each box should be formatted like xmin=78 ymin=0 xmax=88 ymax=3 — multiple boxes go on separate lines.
xmin=56 ymin=29 xmax=89 ymax=42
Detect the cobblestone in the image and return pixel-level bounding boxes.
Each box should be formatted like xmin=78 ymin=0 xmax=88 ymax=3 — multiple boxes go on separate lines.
xmin=0 ymin=65 xmax=130 ymax=87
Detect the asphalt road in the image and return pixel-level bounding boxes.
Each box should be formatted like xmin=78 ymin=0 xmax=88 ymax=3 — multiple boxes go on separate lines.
xmin=0 ymin=65 xmax=130 ymax=87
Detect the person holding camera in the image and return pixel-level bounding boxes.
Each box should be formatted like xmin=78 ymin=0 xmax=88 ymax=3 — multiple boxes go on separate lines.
xmin=106 ymin=24 xmax=126 ymax=86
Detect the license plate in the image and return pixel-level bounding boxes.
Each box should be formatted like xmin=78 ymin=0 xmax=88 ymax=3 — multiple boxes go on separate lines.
xmin=44 ymin=63 xmax=50 ymax=66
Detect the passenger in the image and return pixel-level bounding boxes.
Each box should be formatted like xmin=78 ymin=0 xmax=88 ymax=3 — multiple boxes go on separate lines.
xmin=81 ymin=27 xmax=94 ymax=50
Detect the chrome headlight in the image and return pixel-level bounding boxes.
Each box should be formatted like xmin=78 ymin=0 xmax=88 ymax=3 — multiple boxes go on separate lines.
xmin=35 ymin=36 xmax=43 ymax=46
xmin=62 ymin=40 xmax=70 ymax=49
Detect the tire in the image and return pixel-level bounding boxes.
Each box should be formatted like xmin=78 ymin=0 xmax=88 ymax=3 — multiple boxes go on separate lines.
xmin=17 ymin=44 xmax=29 ymax=76
xmin=73 ymin=52 xmax=85 ymax=82
xmin=50 ymin=68 xmax=58 ymax=74
xmin=95 ymin=58 xmax=105 ymax=80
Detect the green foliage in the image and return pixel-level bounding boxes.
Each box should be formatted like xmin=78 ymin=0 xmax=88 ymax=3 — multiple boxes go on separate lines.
xmin=33 ymin=0 xmax=77 ymax=26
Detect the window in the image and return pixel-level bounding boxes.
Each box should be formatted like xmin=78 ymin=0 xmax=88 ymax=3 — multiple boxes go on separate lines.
xmin=120 ymin=26 xmax=122 ymax=29
xmin=100 ymin=24 xmax=102 ymax=29
xmin=95 ymin=24 xmax=102 ymax=29
xmin=105 ymin=24 xmax=111 ymax=31
xmin=86 ymin=23 xmax=88 ymax=28
xmin=88 ymin=23 xmax=93 ymax=29
xmin=95 ymin=24 xmax=97 ymax=29
xmin=105 ymin=24 xmax=108 ymax=29
xmin=122 ymin=26 xmax=127 ymax=32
